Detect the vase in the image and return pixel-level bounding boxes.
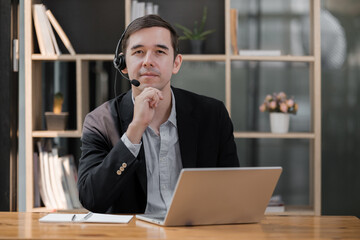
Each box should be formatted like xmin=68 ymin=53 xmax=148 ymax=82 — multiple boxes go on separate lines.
xmin=270 ymin=113 xmax=289 ymax=133
xmin=45 ymin=112 xmax=69 ymax=130
xmin=190 ymin=40 xmax=204 ymax=54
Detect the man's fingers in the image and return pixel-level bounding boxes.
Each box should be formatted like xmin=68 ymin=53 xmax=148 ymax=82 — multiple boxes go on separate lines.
xmin=137 ymin=87 xmax=163 ymax=108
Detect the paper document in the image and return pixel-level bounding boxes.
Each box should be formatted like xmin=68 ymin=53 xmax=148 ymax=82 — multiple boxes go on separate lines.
xmin=39 ymin=212 xmax=133 ymax=223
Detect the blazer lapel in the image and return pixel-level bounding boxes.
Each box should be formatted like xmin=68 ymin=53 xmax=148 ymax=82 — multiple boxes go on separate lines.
xmin=118 ymin=91 xmax=147 ymax=194
xmin=173 ymin=88 xmax=199 ymax=168
xmin=118 ymin=91 xmax=133 ymax=132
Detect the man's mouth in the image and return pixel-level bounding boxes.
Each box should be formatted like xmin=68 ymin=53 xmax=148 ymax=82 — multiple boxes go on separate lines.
xmin=139 ymin=68 xmax=160 ymax=78
xmin=141 ymin=72 xmax=158 ymax=77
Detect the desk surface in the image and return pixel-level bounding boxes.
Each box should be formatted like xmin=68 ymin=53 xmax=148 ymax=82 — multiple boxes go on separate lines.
xmin=0 ymin=212 xmax=359 ymax=239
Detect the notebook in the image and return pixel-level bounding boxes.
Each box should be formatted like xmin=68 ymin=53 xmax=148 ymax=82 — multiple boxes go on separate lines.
xmin=39 ymin=212 xmax=133 ymax=223
xmin=136 ymin=167 xmax=282 ymax=226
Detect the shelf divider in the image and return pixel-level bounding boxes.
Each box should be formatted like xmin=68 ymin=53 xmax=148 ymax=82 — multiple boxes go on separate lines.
xmin=233 ymin=132 xmax=315 ymax=139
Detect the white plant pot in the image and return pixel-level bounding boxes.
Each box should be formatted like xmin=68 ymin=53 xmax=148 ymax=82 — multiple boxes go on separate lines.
xmin=270 ymin=113 xmax=290 ymax=133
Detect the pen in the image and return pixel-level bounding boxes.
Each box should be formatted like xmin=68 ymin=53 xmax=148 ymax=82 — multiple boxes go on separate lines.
xmin=81 ymin=212 xmax=93 ymax=221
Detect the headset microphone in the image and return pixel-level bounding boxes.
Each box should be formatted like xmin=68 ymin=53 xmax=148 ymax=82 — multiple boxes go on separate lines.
xmin=113 ymin=50 xmax=141 ymax=88
xmin=114 ymin=59 xmax=141 ymax=87
xmin=130 ymin=79 xmax=140 ymax=87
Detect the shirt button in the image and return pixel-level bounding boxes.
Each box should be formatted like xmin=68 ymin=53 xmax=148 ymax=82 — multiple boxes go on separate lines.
xmin=116 ymin=170 xmax=122 ymax=175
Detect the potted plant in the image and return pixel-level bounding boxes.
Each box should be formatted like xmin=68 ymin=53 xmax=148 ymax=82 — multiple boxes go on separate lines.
xmin=175 ymin=6 xmax=215 ymax=54
xmin=45 ymin=92 xmax=68 ymax=130
xmin=259 ymin=92 xmax=298 ymax=133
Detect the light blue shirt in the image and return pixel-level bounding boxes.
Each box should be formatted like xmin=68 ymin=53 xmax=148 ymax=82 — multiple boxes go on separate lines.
xmin=121 ymin=90 xmax=183 ymax=214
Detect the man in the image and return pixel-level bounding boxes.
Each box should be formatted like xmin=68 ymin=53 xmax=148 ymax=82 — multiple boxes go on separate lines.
xmin=77 ymin=15 xmax=239 ymax=214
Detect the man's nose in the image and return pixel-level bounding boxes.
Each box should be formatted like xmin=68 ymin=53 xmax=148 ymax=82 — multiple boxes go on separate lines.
xmin=142 ymin=52 xmax=155 ymax=67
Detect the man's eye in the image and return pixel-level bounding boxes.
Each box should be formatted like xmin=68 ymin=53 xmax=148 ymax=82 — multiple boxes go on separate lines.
xmin=157 ymin=50 xmax=166 ymax=54
xmin=133 ymin=50 xmax=143 ymax=55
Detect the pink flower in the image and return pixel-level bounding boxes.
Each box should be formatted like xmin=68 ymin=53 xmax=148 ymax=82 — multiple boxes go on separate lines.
xmin=280 ymin=103 xmax=288 ymax=113
xmin=259 ymin=92 xmax=298 ymax=114
xmin=277 ymin=92 xmax=286 ymax=100
xmin=265 ymin=94 xmax=272 ymax=102
xmin=286 ymin=99 xmax=294 ymax=107
xmin=259 ymin=104 xmax=266 ymax=112
xmin=269 ymin=101 xmax=277 ymax=110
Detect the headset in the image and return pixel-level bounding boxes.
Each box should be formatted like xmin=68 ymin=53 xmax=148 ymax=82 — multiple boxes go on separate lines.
xmin=113 ymin=24 xmax=140 ymax=89
xmin=113 ymin=30 xmax=127 ymax=72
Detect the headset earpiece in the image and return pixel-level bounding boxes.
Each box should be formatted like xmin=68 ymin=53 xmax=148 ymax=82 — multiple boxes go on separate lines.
xmin=113 ymin=26 xmax=127 ymax=72
xmin=113 ymin=53 xmax=126 ymax=71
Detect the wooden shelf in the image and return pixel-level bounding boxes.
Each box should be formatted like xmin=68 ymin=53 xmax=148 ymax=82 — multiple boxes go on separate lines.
xmin=32 ymin=54 xmax=114 ymax=61
xmin=233 ymin=132 xmax=315 ymax=139
xmin=182 ymin=54 xmax=226 ymax=61
xmin=231 ymin=55 xmax=315 ymax=62
xmin=29 ymin=207 xmax=88 ymax=213
xmin=32 ymin=130 xmax=82 ymax=138
xmin=24 ymin=0 xmax=321 ymax=215
xmin=32 ymin=54 xmax=227 ymax=62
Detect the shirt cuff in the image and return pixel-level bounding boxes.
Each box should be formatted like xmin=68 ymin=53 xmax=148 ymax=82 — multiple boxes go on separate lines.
xmin=121 ymin=133 xmax=142 ymax=157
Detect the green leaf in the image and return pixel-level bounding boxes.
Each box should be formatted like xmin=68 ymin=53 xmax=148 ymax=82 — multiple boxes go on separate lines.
xmin=199 ymin=6 xmax=207 ymax=33
xmin=174 ymin=6 xmax=215 ymax=40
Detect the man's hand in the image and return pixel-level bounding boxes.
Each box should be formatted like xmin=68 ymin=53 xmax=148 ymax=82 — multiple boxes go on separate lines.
xmin=125 ymin=87 xmax=163 ymax=144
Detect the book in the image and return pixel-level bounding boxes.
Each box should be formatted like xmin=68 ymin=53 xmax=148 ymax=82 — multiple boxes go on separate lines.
xmin=43 ymin=151 xmax=59 ymax=209
xmin=239 ymin=50 xmax=282 ymax=56
xmin=41 ymin=5 xmax=61 ymax=55
xmin=32 ymin=4 xmax=46 ymax=55
xmin=33 ymin=4 xmax=55 ymax=55
xmin=145 ymin=2 xmax=154 ymax=15
xmin=137 ymin=2 xmax=146 ymax=19
xmin=49 ymin=149 xmax=68 ymax=209
xmin=33 ymin=153 xmax=41 ymax=207
xmin=131 ymin=0 xmax=138 ymax=21
xmin=46 ymin=9 xmax=76 ymax=55
xmin=131 ymin=1 xmax=158 ymax=21
xmin=230 ymin=9 xmax=239 ymax=55
xmin=61 ymin=155 xmax=83 ymax=209
xmin=266 ymin=195 xmax=285 ymax=213
xmin=37 ymin=141 xmax=53 ymax=209
xmin=37 ymin=140 xmax=82 ymax=210
xmin=39 ymin=212 xmax=133 ymax=223
xmin=266 ymin=205 xmax=285 ymax=213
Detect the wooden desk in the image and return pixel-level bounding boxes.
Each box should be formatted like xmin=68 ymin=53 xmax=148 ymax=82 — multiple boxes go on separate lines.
xmin=0 ymin=212 xmax=359 ymax=239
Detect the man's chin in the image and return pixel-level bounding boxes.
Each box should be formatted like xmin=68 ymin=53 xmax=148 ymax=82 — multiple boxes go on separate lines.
xmin=133 ymin=79 xmax=170 ymax=92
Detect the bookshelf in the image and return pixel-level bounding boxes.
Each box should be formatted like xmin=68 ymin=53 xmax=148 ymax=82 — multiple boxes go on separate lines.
xmin=24 ymin=0 xmax=321 ymax=215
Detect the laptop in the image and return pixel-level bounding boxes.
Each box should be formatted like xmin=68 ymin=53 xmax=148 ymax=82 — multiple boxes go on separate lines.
xmin=136 ymin=167 xmax=282 ymax=226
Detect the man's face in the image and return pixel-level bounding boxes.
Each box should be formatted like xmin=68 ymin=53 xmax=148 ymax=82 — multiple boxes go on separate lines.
xmin=122 ymin=27 xmax=182 ymax=94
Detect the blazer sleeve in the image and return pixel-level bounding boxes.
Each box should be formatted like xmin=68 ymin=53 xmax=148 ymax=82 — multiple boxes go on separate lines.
xmin=217 ymin=101 xmax=240 ymax=167
xmin=77 ymin=105 xmax=143 ymax=213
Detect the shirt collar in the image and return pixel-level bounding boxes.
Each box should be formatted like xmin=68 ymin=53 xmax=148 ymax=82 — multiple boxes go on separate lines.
xmin=131 ymin=89 xmax=177 ymax=128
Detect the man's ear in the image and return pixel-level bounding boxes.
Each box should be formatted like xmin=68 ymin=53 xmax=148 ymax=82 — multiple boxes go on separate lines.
xmin=172 ymin=54 xmax=183 ymax=74
xmin=121 ymin=68 xmax=128 ymax=74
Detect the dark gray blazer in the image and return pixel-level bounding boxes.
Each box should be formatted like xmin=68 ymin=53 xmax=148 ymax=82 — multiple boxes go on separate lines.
xmin=77 ymin=87 xmax=239 ymax=213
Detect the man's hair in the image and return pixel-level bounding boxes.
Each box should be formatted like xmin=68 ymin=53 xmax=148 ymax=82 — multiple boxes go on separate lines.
xmin=121 ymin=14 xmax=179 ymax=58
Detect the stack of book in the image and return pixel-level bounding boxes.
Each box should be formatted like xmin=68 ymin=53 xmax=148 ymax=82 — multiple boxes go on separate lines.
xmin=35 ymin=141 xmax=82 ymax=210
xmin=32 ymin=4 xmax=75 ymax=56
xmin=266 ymin=195 xmax=285 ymax=213
xmin=131 ymin=0 xmax=159 ymax=21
